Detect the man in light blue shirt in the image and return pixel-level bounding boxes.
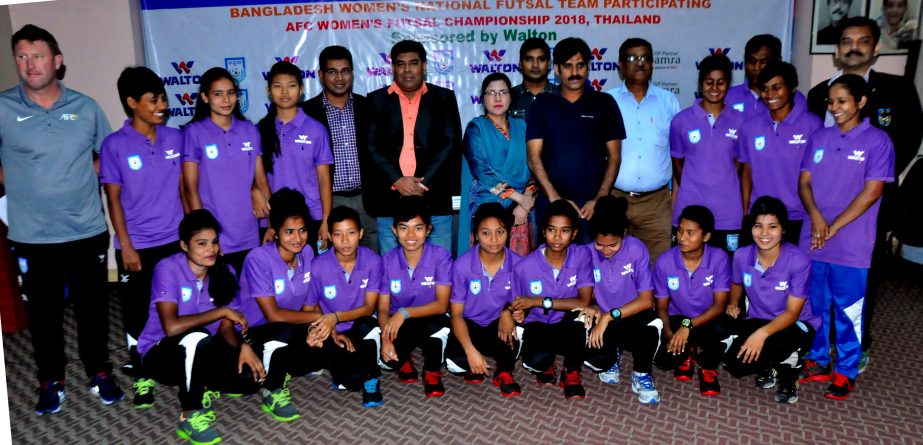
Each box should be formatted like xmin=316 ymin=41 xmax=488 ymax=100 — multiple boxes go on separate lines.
xmin=607 ymin=38 xmax=680 ymax=262
xmin=0 ymin=25 xmax=123 ymax=415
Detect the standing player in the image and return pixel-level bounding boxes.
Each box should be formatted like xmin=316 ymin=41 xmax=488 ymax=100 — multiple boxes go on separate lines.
xmin=725 ymin=34 xmax=782 ymax=117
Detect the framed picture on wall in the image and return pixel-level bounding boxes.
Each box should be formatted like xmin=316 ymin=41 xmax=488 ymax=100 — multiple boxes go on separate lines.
xmin=812 ymin=0 xmax=869 ymax=53
xmin=868 ymin=0 xmax=920 ymax=54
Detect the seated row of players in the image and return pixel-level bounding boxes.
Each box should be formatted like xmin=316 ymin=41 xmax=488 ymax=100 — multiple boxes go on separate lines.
xmin=135 ymin=190 xmax=818 ymax=444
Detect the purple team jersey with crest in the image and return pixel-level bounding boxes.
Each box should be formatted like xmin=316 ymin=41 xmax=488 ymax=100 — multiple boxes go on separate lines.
xmin=739 ymin=95 xmax=822 ymax=221
xmin=267 ymin=109 xmax=334 ymax=220
xmin=306 ymin=246 xmax=383 ymax=332
xmin=99 ymin=120 xmax=183 ymax=249
xmin=586 ymin=236 xmax=652 ymax=312
xmin=182 ymin=117 xmax=261 ymax=254
xmin=513 ymin=244 xmax=594 ymax=324
xmin=381 ymin=243 xmax=453 ymax=314
xmin=725 ymin=84 xmax=764 ymax=117
xmin=654 ymin=244 xmax=730 ymax=317
xmin=136 ymin=252 xmax=224 ymax=357
xmin=799 ymin=119 xmax=895 ymax=268
xmin=451 ymin=247 xmax=521 ymax=327
xmin=669 ymin=101 xmax=744 ymax=230
xmin=234 ymin=241 xmax=314 ymax=328
xmin=732 ymin=244 xmax=819 ymax=330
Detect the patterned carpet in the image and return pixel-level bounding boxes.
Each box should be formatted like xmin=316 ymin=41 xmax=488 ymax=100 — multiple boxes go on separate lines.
xmin=4 ymin=267 xmax=923 ymax=444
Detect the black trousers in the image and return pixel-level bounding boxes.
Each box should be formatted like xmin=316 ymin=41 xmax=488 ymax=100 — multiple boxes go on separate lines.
xmin=115 ymin=242 xmax=180 ymax=345
xmin=723 ymin=318 xmax=816 ymax=382
xmin=653 ymin=314 xmax=734 ymax=371
xmin=142 ymin=329 xmax=260 ymax=411
xmin=248 ymin=323 xmax=327 ymax=389
xmin=323 ymin=316 xmax=381 ymax=391
xmin=12 ymin=232 xmax=112 ymax=383
xmin=383 ymin=315 xmax=450 ymax=372
xmin=584 ymin=310 xmax=661 ymax=374
xmin=445 ymin=318 xmax=518 ymax=374
xmin=520 ymin=311 xmax=586 ymax=373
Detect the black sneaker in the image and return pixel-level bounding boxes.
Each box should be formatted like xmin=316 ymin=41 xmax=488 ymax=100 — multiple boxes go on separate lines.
xmin=132 ymin=378 xmax=156 ymax=409
xmin=89 ymin=372 xmax=125 ymax=405
xmin=775 ymin=378 xmax=799 ymax=404
xmin=361 ymin=377 xmax=384 ymax=407
xmin=35 ymin=381 xmax=65 ymax=416
xmin=536 ymin=365 xmax=557 ymax=386
xmin=423 ymin=371 xmax=445 ymax=397
xmin=823 ymin=373 xmax=856 ymax=401
xmin=492 ymin=371 xmax=522 ymax=397
xmin=698 ymin=368 xmax=720 ymax=396
xmin=755 ymin=367 xmax=777 ymax=389
xmin=674 ymin=356 xmax=694 ymax=381
xmin=396 ymin=359 xmax=418 ymax=383
xmin=560 ymin=369 xmax=585 ymax=400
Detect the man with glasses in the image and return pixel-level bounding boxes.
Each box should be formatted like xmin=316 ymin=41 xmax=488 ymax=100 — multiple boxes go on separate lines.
xmin=607 ymin=38 xmax=680 ymax=262
xmin=510 ymin=38 xmax=559 ymax=120
xmin=304 ymin=45 xmax=378 ymax=251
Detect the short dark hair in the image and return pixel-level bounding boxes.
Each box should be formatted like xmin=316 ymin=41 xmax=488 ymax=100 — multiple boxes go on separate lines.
xmin=327 ymin=205 xmax=361 ymax=229
xmin=829 ymin=73 xmax=869 ymax=103
xmin=838 ymin=16 xmax=882 ymax=45
xmin=678 ymin=205 xmax=715 ymax=237
xmin=117 ymin=66 xmax=166 ymax=117
xmin=748 ymin=196 xmax=789 ymax=232
xmin=589 ymin=196 xmax=629 ymax=238
xmin=543 ymin=199 xmax=580 ymax=230
xmin=756 ymin=60 xmax=799 ymax=90
xmin=471 ymin=202 xmax=513 ymax=235
xmin=744 ymin=34 xmax=782 ymax=60
xmin=392 ymin=196 xmax=431 ymax=228
xmin=390 ymin=40 xmax=426 ymax=62
xmin=319 ymin=45 xmax=353 ymax=71
xmin=268 ymin=188 xmax=311 ymax=232
xmin=619 ymin=37 xmax=653 ymax=61
xmin=697 ymin=54 xmax=733 ymax=86
xmin=11 ymin=24 xmax=66 ymax=80
xmin=519 ymin=37 xmax=550 ymax=61
xmin=553 ymin=37 xmax=590 ymax=66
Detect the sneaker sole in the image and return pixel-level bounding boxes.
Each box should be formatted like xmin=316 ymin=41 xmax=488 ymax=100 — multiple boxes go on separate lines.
xmin=564 ymin=394 xmax=586 ymax=400
xmin=799 ymin=374 xmax=833 ymax=384
xmin=177 ymin=429 xmax=222 ymax=445
xmin=398 ymin=377 xmax=419 ymax=384
xmin=90 ymin=386 xmax=125 ymax=405
xmin=775 ymin=395 xmax=799 ymax=404
xmin=700 ymin=390 xmax=720 ymax=397
xmin=261 ymin=403 xmax=301 ymax=422
xmin=36 ymin=391 xmax=65 ymax=416
xmin=674 ymin=375 xmax=693 ymax=382
xmin=823 ymin=392 xmax=850 ymax=401
xmin=499 ymin=389 xmax=522 ymax=397
xmin=425 ymin=390 xmax=446 ymax=397
xmin=133 ymin=402 xmax=155 ymax=409
xmin=362 ymin=400 xmax=385 ymax=408
xmin=464 ymin=379 xmax=486 ymax=385
xmin=631 ymin=385 xmax=660 ymax=404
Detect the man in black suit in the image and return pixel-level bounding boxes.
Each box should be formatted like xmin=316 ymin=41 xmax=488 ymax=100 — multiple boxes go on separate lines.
xmin=807 ymin=16 xmax=923 ymax=370
xmin=303 ymin=45 xmax=378 ymax=252
xmin=363 ymin=40 xmax=462 ymax=253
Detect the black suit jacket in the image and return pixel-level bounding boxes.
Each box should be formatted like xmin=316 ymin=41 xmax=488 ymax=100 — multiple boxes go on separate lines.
xmin=302 ymin=92 xmax=368 ymax=189
xmin=362 ymin=83 xmax=462 ymax=217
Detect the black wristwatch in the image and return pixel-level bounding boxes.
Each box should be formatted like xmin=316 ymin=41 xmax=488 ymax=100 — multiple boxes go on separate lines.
xmin=609 ymin=308 xmax=622 ymax=321
xmin=681 ymin=318 xmax=693 ymax=329
xmin=542 ymin=297 xmax=553 ymax=315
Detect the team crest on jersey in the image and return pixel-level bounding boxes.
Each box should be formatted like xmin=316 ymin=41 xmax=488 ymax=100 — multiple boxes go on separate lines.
xmin=593 ymin=268 xmax=601 ymax=283
xmin=688 ymin=129 xmax=701 ymax=144
xmin=743 ymin=272 xmax=752 ymax=287
xmin=181 ymin=286 xmax=193 ymax=303
xmin=727 ymin=234 xmax=739 ymax=252
xmin=127 ymin=155 xmax=143 ymax=171
xmin=205 ymin=144 xmax=219 ymax=160
xmin=17 ymin=257 xmax=27 ymax=274
xmin=390 ymin=279 xmax=402 ymax=294
xmin=667 ymin=276 xmax=679 ymax=291
xmin=732 ymin=102 xmax=744 ymax=112
xmin=754 ymin=136 xmax=766 ymax=151
xmin=813 ymin=148 xmax=824 ymax=164
xmin=877 ymin=108 xmax=892 ymax=127
xmin=274 ymin=278 xmax=285 ymax=295
xmin=324 ymin=285 xmax=337 ymax=299
xmin=469 ymin=279 xmax=481 ymax=295
xmin=530 ymin=280 xmax=542 ymax=295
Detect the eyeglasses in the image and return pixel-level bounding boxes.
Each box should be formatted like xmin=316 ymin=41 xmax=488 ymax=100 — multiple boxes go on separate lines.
xmin=623 ymin=55 xmax=651 ymax=65
xmin=484 ymin=90 xmax=510 ymax=98
xmin=324 ymin=68 xmax=353 ymax=77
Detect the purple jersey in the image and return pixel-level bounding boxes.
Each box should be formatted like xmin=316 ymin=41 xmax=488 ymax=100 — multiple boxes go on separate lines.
xmin=732 ymin=244 xmax=819 ymax=330
xmin=739 ymin=94 xmax=822 ymax=221
xmin=234 ymin=241 xmax=314 ymax=328
xmin=182 ymin=117 xmax=261 ymax=254
xmin=669 ymin=101 xmax=744 ymax=230
xmin=136 ymin=252 xmax=224 ymax=357
xmin=306 ymin=246 xmax=383 ymax=332
xmin=381 ymin=243 xmax=452 ymax=314
xmin=654 ymin=245 xmax=730 ymax=318
xmin=267 ymin=109 xmax=335 ymax=220
xmin=450 ymin=247 xmax=521 ymax=327
xmin=513 ymin=244 xmax=594 ymax=324
xmin=725 ymin=83 xmax=765 ymax=117
xmin=99 ymin=120 xmax=183 ymax=249
xmin=799 ymin=119 xmax=895 ymax=268
xmin=586 ymin=237 xmax=652 ymax=312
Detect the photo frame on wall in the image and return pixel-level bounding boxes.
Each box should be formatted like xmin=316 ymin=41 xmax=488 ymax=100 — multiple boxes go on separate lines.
xmin=869 ymin=0 xmax=920 ymax=53
xmin=812 ymin=0 xmax=868 ymax=53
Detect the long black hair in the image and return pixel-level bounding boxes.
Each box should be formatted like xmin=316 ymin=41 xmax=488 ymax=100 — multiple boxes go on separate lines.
xmin=258 ymin=61 xmax=304 ymax=174
xmin=186 ymin=67 xmax=247 ymax=126
xmin=178 ymin=209 xmax=239 ymax=307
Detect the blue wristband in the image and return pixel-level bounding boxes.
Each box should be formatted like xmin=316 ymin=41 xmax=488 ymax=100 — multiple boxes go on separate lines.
xmin=398 ymin=307 xmax=411 ymax=319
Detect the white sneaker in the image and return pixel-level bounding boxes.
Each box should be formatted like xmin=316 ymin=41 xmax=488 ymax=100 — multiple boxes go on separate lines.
xmin=598 ymin=362 xmax=620 ymax=385
xmin=631 ymin=372 xmax=661 ymax=404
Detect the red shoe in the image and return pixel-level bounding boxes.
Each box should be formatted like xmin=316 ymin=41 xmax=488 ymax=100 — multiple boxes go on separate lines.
xmin=560 ymin=369 xmax=585 ymax=400
xmin=798 ymin=359 xmax=832 ymax=383
xmin=536 ymin=365 xmax=557 ymax=387
xmin=674 ymin=356 xmax=694 ymax=381
xmin=463 ymin=373 xmax=486 ymax=384
xmin=823 ymin=373 xmax=856 ymax=401
xmin=699 ymin=368 xmax=721 ymax=396
xmin=423 ymin=371 xmax=445 ymax=397
xmin=397 ymin=358 xmax=418 ymax=383
xmin=492 ymin=371 xmax=522 ymax=397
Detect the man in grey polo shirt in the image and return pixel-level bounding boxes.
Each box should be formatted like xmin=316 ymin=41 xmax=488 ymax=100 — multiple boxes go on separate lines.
xmin=0 ymin=24 xmax=123 ymax=415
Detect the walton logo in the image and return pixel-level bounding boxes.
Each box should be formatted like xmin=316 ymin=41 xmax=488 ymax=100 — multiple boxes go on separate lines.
xmin=172 ymin=60 xmax=195 ymax=74
xmin=169 ymin=92 xmax=197 ymax=117
xmin=367 ymin=53 xmax=394 ymax=76
xmin=175 ymin=93 xmax=195 ymax=106
xmin=708 ymin=48 xmax=731 ymax=56
xmin=378 ymin=53 xmax=392 ymax=64
xmin=789 ymin=134 xmax=807 ymax=144
xmin=591 ymin=79 xmax=608 ymax=91
xmin=848 ymin=150 xmax=866 ymax=162
xmin=484 ymin=49 xmax=506 ymax=62
xmin=275 ymin=56 xmax=299 ymax=64
xmin=591 ymin=48 xmax=608 ymax=60
xmin=588 ymin=48 xmax=619 ymax=72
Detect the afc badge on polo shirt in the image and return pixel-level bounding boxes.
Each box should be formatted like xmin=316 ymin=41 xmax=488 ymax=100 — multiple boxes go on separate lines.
xmin=667 ymin=276 xmax=679 ymax=291
xmin=813 ymin=148 xmax=824 ymax=164
xmin=878 ymin=108 xmax=892 ymax=127
xmin=743 ymin=273 xmax=752 ymax=287
xmin=390 ymin=279 xmax=402 ymax=294
xmin=732 ymin=103 xmax=744 ymax=112
xmin=205 ymin=144 xmax=219 ymax=160
xmin=274 ymin=278 xmax=286 ymax=295
xmin=754 ymin=136 xmax=766 ymax=151
xmin=688 ymin=129 xmax=701 ymax=144
xmin=530 ymin=280 xmax=543 ymax=295
xmin=127 ymin=155 xmax=143 ymax=171
xmin=181 ymin=286 xmax=193 ymax=303
xmin=324 ymin=285 xmax=337 ymax=299
xmin=469 ymin=279 xmax=481 ymax=295
xmin=727 ymin=234 xmax=739 ymax=252
xmin=593 ymin=268 xmax=601 ymax=283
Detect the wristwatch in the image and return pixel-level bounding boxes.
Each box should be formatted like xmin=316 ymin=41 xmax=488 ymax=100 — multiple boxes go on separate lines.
xmin=681 ymin=318 xmax=693 ymax=329
xmin=609 ymin=308 xmax=622 ymax=320
xmin=542 ymin=297 xmax=553 ymax=315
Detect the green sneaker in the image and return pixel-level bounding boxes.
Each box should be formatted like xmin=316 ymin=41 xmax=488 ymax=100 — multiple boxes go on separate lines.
xmin=132 ymin=378 xmax=156 ymax=409
xmin=858 ymin=351 xmax=869 ymax=374
xmin=201 ymin=390 xmax=221 ymax=414
xmin=261 ymin=374 xmax=300 ymax=422
xmin=176 ymin=409 xmax=221 ymax=445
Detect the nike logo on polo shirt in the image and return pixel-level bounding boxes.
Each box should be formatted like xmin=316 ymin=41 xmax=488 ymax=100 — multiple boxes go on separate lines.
xmin=16 ymin=115 xmax=34 ymax=122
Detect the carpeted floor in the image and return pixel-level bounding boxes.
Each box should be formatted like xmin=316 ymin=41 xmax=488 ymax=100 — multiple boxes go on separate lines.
xmin=4 ymin=271 xmax=923 ymax=444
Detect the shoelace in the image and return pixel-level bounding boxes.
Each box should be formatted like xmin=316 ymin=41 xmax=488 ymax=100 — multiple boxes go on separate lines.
xmin=678 ymin=357 xmax=693 ymax=370
xmin=188 ymin=410 xmax=217 ymax=433
xmin=201 ymin=390 xmax=221 ymax=409
xmin=542 ymin=366 xmax=557 ymax=379
xmin=831 ymin=373 xmax=849 ymax=387
xmin=637 ymin=373 xmax=656 ymax=390
xmin=399 ymin=360 xmax=415 ymax=374
xmin=268 ymin=388 xmax=293 ymax=409
xmin=423 ymin=371 xmax=441 ymax=385
xmin=496 ymin=372 xmax=515 ymax=385
xmin=133 ymin=378 xmax=155 ymax=395
xmin=563 ymin=371 xmax=581 ymax=386
xmin=701 ymin=369 xmax=717 ymax=383
xmin=363 ymin=378 xmax=379 ymax=393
